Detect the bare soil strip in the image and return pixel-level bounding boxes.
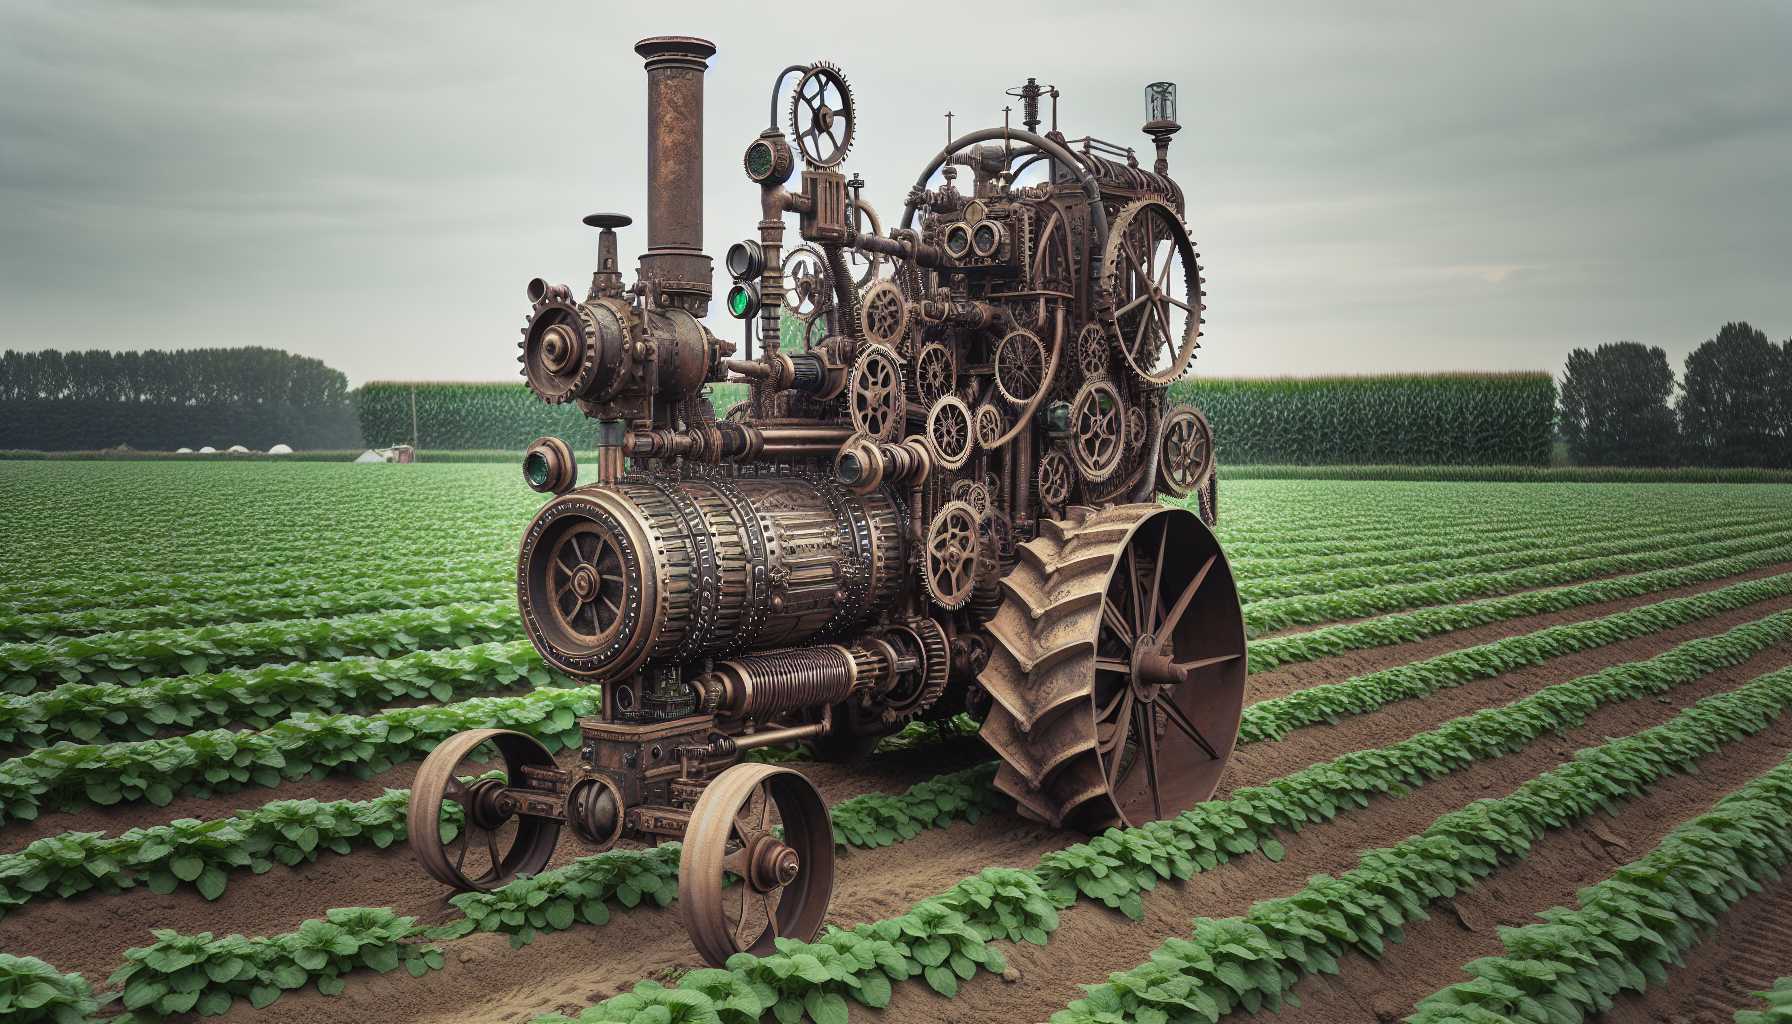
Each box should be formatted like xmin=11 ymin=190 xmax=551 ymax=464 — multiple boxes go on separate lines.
xmin=1599 ymin=866 xmax=1792 ymax=1023
xmin=207 ymin=608 xmax=1792 ymax=1024
xmin=1263 ymin=711 xmax=1792 ymax=1022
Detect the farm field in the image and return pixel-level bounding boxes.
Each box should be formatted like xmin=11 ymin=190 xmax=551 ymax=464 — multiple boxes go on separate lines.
xmin=3 ymin=461 xmax=1792 ymax=1024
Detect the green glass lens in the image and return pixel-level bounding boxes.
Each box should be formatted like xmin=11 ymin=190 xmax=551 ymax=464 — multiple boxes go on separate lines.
xmin=728 ymin=285 xmax=753 ymax=318
xmin=523 ymin=451 xmax=551 ymax=488
xmin=746 ymin=142 xmax=774 ymax=178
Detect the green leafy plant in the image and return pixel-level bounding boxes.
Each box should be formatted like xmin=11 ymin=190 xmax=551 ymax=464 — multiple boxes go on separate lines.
xmin=0 ymin=953 xmax=103 ymax=1024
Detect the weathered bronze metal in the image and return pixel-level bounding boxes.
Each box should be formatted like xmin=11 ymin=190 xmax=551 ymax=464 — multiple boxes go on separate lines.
xmin=413 ymin=34 xmax=1237 ymax=966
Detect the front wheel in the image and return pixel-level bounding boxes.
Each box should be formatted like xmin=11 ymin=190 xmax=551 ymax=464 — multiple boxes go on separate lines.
xmin=406 ymin=729 xmax=562 ymax=890
xmin=678 ymin=763 xmax=835 ymax=966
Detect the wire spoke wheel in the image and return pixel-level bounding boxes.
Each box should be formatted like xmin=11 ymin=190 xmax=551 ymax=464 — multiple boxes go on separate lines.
xmin=407 ymin=729 xmax=561 ymax=890
xmin=679 ymin=764 xmax=833 ymax=966
xmin=977 ymin=505 xmax=1245 ymax=831
xmin=994 ymin=329 xmax=1047 ymax=405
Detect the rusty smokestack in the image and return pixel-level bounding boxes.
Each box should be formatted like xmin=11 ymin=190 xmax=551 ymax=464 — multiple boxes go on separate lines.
xmin=634 ymin=35 xmax=717 ymax=315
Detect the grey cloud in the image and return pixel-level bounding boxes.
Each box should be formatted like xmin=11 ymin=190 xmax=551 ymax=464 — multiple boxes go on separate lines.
xmin=1 ymin=0 xmax=1787 ymax=384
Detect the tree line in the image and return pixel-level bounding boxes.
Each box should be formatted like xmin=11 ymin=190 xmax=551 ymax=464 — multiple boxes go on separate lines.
xmin=1559 ymin=322 xmax=1791 ymax=468
xmin=0 ymin=348 xmax=361 ymax=451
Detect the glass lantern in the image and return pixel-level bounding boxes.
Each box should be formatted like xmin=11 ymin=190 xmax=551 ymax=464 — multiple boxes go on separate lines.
xmin=1146 ymin=82 xmax=1177 ymax=125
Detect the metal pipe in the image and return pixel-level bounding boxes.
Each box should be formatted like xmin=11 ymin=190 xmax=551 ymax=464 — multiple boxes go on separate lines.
xmin=731 ymin=720 xmax=829 ymax=751
xmin=635 ymin=36 xmax=717 ymax=311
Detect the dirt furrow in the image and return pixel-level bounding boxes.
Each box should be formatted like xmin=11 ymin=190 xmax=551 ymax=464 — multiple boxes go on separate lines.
xmin=881 ymin=643 xmax=1792 ymax=1024
xmin=1241 ymin=559 xmax=1792 ymax=703
xmin=231 ymin=617 xmax=1792 ymax=1024
xmin=1263 ymin=702 xmax=1792 ymax=1022
xmin=0 ymin=734 xmax=994 ymax=983
xmin=1601 ymin=864 xmax=1792 ymax=1023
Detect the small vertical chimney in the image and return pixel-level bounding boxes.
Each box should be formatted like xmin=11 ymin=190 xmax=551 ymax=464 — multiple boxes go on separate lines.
xmin=634 ymin=35 xmax=718 ymax=315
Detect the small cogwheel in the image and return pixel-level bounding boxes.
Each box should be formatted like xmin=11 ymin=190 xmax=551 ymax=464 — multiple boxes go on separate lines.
xmin=950 ymin=478 xmax=991 ymax=517
xmin=1076 ymin=322 xmax=1111 ymax=379
xmin=925 ymin=396 xmax=975 ymax=471
xmin=994 ymin=329 xmax=1047 ymax=405
xmin=923 ymin=501 xmax=981 ymax=610
xmin=914 ymin=342 xmax=955 ymax=406
xmin=1037 ymin=449 xmax=1073 ymax=507
xmin=1125 ymin=403 xmax=1148 ymax=448
xmin=973 ymin=402 xmax=1008 ymax=448
xmin=1068 ymin=378 xmax=1125 ymax=483
xmin=848 ymin=344 xmax=905 ymax=442
xmin=861 ymin=280 xmax=909 ymax=349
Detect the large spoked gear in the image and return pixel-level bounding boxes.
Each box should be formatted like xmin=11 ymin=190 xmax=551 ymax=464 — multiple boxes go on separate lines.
xmin=977 ymin=504 xmax=1247 ymax=831
xmin=861 ymin=281 xmax=909 ymax=349
xmin=923 ymin=501 xmax=981 ymax=610
xmin=1101 ymin=198 xmax=1205 ymax=385
xmin=848 ymin=344 xmax=905 ymax=442
xmin=789 ymin=62 xmax=854 ymax=168
xmin=846 ymin=198 xmax=884 ymax=288
xmin=1158 ymin=405 xmax=1215 ymax=498
xmin=1068 ymin=378 xmax=1125 ymax=484
xmin=782 ymin=244 xmax=831 ymax=321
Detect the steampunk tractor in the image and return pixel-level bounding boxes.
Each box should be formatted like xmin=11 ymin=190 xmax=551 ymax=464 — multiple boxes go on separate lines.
xmin=408 ymin=36 xmax=1238 ymax=966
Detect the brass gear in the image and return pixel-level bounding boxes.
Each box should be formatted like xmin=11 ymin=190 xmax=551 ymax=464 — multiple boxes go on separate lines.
xmin=923 ymin=501 xmax=980 ymax=610
xmin=925 ymin=396 xmax=975 ymax=471
xmin=848 ymin=345 xmax=905 ymax=442
xmin=994 ymin=328 xmax=1047 ymax=405
xmin=1037 ymin=449 xmax=1073 ymax=507
xmin=1100 ymin=197 xmax=1204 ymax=385
xmin=876 ymin=619 xmax=949 ymax=724
xmin=1076 ymin=322 xmax=1110 ymax=380
xmin=1068 ymin=379 xmax=1125 ymax=484
xmin=782 ymin=244 xmax=831 ymax=320
xmin=861 ymin=280 xmax=909 ymax=349
xmin=789 ymin=62 xmax=855 ymax=168
xmin=1158 ymin=405 xmax=1215 ymax=498
xmin=973 ymin=402 xmax=1008 ymax=449
xmin=914 ymin=342 xmax=955 ymax=406
xmin=950 ymin=478 xmax=991 ymax=517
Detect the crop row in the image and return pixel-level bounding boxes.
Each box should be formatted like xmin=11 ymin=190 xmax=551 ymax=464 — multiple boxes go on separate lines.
xmin=1049 ymin=663 xmax=1792 ymax=1024
xmin=1738 ymin=979 xmax=1792 ymax=1024
xmin=0 ymin=687 xmax=597 ymax=825
xmin=1235 ymin=516 xmax=1780 ymax=602
xmin=538 ymin=606 xmax=1792 ymax=1023
xmin=1239 ymin=569 xmax=1792 ymax=742
xmin=0 ymin=640 xmax=553 ymax=748
xmin=1227 ymin=511 xmax=1775 ymax=579
xmin=1408 ymin=756 xmax=1792 ymax=1023
xmin=0 ymin=758 xmax=999 ymax=924
xmin=0 ymin=766 xmax=1009 ymax=1022
xmin=0 ymin=579 xmax=515 ymax=643
xmin=1245 ymin=543 xmax=1792 ymax=672
xmin=0 ymin=600 xmax=520 ymax=693
xmin=0 ymin=552 xmax=510 ymax=616
xmin=1242 ymin=528 xmax=1792 ymax=635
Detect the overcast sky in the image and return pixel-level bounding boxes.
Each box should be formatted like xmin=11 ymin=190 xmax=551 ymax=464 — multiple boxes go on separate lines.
xmin=2 ymin=1 xmax=1787 ymax=385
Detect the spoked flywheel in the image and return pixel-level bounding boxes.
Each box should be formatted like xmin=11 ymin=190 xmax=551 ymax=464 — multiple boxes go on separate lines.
xmin=407 ymin=728 xmax=562 ymax=890
xmin=977 ymin=504 xmax=1246 ymax=831
xmin=679 ymin=763 xmax=835 ymax=966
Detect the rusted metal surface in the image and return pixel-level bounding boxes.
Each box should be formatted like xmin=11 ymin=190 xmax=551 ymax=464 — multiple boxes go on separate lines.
xmin=413 ymin=33 xmax=1235 ymax=967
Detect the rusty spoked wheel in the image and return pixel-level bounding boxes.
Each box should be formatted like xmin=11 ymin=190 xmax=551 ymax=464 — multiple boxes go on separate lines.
xmin=407 ymin=729 xmax=561 ymax=891
xmin=978 ymin=504 xmax=1245 ymax=831
xmin=678 ymin=763 xmax=834 ymax=966
xmin=1158 ymin=406 xmax=1214 ymax=498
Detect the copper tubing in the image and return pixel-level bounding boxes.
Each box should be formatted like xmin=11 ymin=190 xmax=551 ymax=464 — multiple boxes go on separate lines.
xmin=730 ymin=720 xmax=830 ymax=752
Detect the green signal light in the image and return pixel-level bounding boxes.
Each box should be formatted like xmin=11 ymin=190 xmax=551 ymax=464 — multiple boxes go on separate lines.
xmin=727 ymin=283 xmax=758 ymax=319
xmin=523 ymin=451 xmax=551 ymax=488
